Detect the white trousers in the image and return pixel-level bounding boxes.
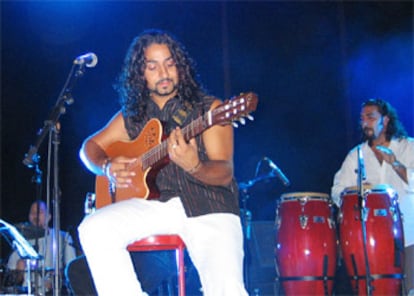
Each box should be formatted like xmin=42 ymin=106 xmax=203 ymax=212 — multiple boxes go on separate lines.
xmin=78 ymin=197 xmax=248 ymax=296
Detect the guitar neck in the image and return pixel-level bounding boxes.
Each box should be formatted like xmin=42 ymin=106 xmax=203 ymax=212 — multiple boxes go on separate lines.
xmin=141 ymin=113 xmax=208 ymax=170
xmin=140 ymin=92 xmax=258 ymax=170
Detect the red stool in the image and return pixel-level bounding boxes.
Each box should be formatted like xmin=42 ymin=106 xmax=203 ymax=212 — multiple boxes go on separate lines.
xmin=127 ymin=234 xmax=186 ymax=296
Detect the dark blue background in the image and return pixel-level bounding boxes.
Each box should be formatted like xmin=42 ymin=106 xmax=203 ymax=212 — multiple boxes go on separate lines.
xmin=1 ymin=1 xmax=413 ymax=257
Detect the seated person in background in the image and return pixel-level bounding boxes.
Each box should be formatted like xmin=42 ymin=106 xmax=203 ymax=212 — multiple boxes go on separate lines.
xmin=6 ymin=200 xmax=77 ymax=293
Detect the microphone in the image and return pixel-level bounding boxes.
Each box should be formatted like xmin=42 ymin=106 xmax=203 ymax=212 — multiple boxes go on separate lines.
xmin=357 ymin=145 xmax=366 ymax=181
xmin=73 ymin=52 xmax=98 ymax=68
xmin=264 ymin=157 xmax=291 ymax=186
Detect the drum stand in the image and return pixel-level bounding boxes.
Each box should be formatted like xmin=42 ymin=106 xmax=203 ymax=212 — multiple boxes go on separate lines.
xmin=0 ymin=219 xmax=42 ymax=295
xmin=357 ymin=145 xmax=373 ymax=296
xmin=357 ymin=188 xmax=374 ymax=295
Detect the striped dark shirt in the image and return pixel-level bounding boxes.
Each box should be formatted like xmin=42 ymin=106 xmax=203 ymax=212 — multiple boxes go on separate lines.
xmin=124 ymin=95 xmax=240 ymax=217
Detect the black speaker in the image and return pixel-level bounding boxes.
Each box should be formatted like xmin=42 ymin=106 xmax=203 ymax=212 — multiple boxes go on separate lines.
xmin=65 ymin=255 xmax=97 ymax=296
xmin=245 ymin=221 xmax=278 ymax=296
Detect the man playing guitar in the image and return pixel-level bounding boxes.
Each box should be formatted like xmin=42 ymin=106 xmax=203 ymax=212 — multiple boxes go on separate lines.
xmin=78 ymin=29 xmax=256 ymax=296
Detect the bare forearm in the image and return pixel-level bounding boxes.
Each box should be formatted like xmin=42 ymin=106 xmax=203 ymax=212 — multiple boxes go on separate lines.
xmin=190 ymin=160 xmax=234 ymax=186
xmin=79 ymin=140 xmax=109 ymax=175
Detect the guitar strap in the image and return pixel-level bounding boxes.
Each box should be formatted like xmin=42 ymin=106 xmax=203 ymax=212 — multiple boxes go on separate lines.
xmin=165 ymin=100 xmax=195 ymax=133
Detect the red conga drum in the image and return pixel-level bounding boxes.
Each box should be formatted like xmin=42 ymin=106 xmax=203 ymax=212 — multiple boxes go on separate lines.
xmin=338 ymin=184 xmax=405 ymax=295
xmin=275 ymin=192 xmax=337 ymax=295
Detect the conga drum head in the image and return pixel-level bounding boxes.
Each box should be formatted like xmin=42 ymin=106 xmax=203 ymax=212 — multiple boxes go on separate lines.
xmin=341 ymin=184 xmax=397 ymax=198
xmin=280 ymin=192 xmax=330 ymax=202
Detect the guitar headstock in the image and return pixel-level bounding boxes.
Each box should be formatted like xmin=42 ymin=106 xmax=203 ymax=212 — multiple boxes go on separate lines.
xmin=211 ymin=92 xmax=258 ymax=127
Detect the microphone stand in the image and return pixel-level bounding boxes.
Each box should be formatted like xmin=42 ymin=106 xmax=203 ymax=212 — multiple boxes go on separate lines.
xmin=238 ymin=166 xmax=279 ymax=293
xmin=23 ymin=62 xmax=89 ymax=296
xmin=32 ymin=160 xmax=48 ymax=296
xmin=357 ymin=145 xmax=372 ymax=296
xmin=239 ymin=186 xmax=252 ymax=292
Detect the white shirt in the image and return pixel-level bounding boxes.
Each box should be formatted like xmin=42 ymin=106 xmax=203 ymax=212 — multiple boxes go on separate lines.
xmin=331 ymin=137 xmax=414 ymax=246
xmin=7 ymin=228 xmax=77 ymax=278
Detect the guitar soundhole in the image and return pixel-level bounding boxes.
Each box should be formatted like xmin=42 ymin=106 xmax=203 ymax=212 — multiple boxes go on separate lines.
xmin=144 ymin=127 xmax=158 ymax=148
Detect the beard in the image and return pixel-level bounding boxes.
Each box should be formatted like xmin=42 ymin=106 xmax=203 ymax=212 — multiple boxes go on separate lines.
xmin=363 ymin=127 xmax=377 ymax=146
xmin=363 ymin=127 xmax=375 ymax=140
xmin=149 ymin=79 xmax=178 ymax=97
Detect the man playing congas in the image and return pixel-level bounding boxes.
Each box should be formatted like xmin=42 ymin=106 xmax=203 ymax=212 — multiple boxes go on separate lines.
xmin=331 ymin=99 xmax=414 ymax=295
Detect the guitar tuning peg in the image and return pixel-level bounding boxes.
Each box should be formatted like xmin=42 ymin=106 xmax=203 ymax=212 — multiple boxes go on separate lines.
xmin=232 ymin=122 xmax=239 ymax=128
xmin=239 ymin=117 xmax=246 ymax=125
xmin=247 ymin=115 xmax=254 ymax=121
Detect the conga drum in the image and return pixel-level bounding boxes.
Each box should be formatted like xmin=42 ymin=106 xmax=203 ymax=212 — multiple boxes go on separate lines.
xmin=338 ymin=185 xmax=405 ymax=295
xmin=275 ymin=192 xmax=337 ymax=295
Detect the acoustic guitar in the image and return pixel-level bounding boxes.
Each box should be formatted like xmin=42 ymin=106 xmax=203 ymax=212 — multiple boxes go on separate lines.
xmin=95 ymin=92 xmax=258 ymax=209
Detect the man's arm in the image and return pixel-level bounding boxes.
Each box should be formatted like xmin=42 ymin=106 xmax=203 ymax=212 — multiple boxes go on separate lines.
xmin=331 ymin=151 xmax=358 ymax=206
xmin=376 ymin=145 xmax=408 ymax=184
xmin=79 ymin=111 xmax=137 ymax=187
xmin=167 ymin=99 xmax=234 ymax=186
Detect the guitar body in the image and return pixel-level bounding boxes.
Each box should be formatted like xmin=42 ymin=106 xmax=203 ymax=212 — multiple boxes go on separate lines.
xmin=95 ymin=118 xmax=167 ymax=209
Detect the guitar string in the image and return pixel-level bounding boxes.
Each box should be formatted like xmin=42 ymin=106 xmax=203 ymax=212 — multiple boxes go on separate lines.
xmin=139 ymin=98 xmax=248 ymax=170
xmin=140 ymin=114 xmax=208 ymax=170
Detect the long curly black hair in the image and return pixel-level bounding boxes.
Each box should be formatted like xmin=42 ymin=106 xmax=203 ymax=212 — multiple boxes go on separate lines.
xmin=114 ymin=29 xmax=206 ymax=123
xmin=361 ymin=98 xmax=407 ymax=141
